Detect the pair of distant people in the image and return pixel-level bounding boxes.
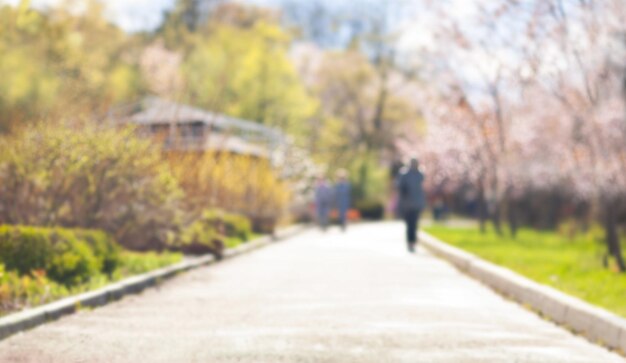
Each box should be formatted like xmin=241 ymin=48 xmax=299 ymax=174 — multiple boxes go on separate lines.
xmin=314 ymin=170 xmax=351 ymax=231
xmin=314 ymin=158 xmax=425 ymax=253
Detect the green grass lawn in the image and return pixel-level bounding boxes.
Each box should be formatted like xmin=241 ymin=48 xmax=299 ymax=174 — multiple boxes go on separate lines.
xmin=113 ymin=251 xmax=183 ymax=278
xmin=425 ymin=225 xmax=626 ymax=318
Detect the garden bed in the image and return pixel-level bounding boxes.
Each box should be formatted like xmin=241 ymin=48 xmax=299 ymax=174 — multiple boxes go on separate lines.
xmin=0 ymin=249 xmax=182 ymax=317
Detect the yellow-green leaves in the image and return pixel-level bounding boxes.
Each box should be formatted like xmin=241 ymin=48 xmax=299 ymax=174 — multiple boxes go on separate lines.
xmin=16 ymin=0 xmax=42 ymax=34
xmin=0 ymin=2 xmax=143 ymax=131
xmin=182 ymin=22 xmax=317 ymax=141
xmin=0 ymin=122 xmax=183 ymax=250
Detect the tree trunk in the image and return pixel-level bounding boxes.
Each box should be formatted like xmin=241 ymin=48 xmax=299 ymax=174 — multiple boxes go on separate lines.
xmin=478 ymin=179 xmax=487 ymax=234
xmin=508 ymin=198 xmax=518 ymax=239
xmin=604 ymin=201 xmax=625 ymax=272
xmin=489 ymin=173 xmax=503 ymax=236
xmin=491 ymin=201 xmax=503 ymax=236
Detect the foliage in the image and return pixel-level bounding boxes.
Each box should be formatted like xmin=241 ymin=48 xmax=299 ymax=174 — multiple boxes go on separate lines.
xmin=172 ymin=216 xmax=224 ymax=257
xmin=0 ymin=1 xmax=143 ymax=131
xmin=0 ymin=264 xmax=68 ymax=313
xmin=113 ymin=251 xmax=183 ymax=278
xmin=169 ymin=208 xmax=253 ymax=257
xmin=0 ymin=250 xmax=182 ymax=316
xmin=292 ymin=48 xmax=419 ymax=167
xmin=354 ymin=199 xmax=385 ymax=221
xmin=167 ymin=151 xmax=290 ymax=231
xmin=202 ymin=209 xmax=252 ymax=243
xmin=415 ymin=0 xmax=626 ymax=267
xmin=181 ymin=21 xmax=317 ymax=140
xmin=426 ymin=225 xmax=626 ymax=318
xmin=0 ymin=121 xmax=182 ymax=250
xmin=0 ymin=223 xmax=182 ymax=316
xmin=557 ymin=219 xmax=605 ymax=243
xmin=0 ymin=225 xmax=120 ymax=286
xmin=348 ymin=153 xmax=389 ymax=203
xmin=75 ymin=229 xmax=121 ymax=276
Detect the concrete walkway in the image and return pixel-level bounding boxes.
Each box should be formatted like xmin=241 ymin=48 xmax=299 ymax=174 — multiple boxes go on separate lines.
xmin=0 ymin=222 xmax=623 ymax=363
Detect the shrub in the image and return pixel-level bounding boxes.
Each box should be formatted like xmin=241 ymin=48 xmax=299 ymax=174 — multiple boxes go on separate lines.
xmin=73 ymin=229 xmax=121 ymax=276
xmin=167 ymin=152 xmax=290 ymax=229
xmin=0 ymin=121 xmax=182 ymax=251
xmin=348 ymin=154 xmax=389 ymax=205
xmin=0 ymin=264 xmax=67 ymax=313
xmin=0 ymin=225 xmax=121 ymax=286
xmin=169 ymin=209 xmax=253 ymax=257
xmin=355 ymin=199 xmax=385 ymax=220
xmin=0 ymin=250 xmax=183 ymax=316
xmin=171 ymin=217 xmax=225 ymax=258
xmin=249 ymin=215 xmax=277 ymax=234
xmin=203 ymin=210 xmax=252 ymax=242
xmin=224 ymin=213 xmax=252 ymax=242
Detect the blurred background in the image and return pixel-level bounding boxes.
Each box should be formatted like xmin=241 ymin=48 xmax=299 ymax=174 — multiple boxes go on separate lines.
xmin=0 ymin=0 xmax=624 ymax=315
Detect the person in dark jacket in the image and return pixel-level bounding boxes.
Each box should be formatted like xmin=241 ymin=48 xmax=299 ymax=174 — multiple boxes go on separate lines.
xmin=397 ymin=158 xmax=426 ymax=252
xmin=334 ymin=169 xmax=351 ymax=231
xmin=315 ymin=176 xmax=333 ymax=230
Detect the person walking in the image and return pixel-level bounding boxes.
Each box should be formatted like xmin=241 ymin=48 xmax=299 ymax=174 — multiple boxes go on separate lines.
xmin=397 ymin=158 xmax=426 ymax=252
xmin=334 ymin=169 xmax=351 ymax=231
xmin=314 ymin=176 xmax=333 ymax=230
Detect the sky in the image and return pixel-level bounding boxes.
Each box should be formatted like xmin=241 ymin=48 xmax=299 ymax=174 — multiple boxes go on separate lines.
xmin=0 ymin=0 xmax=296 ymax=32
xmin=0 ymin=0 xmax=478 ymax=34
xmin=1 ymin=0 xmax=175 ymax=32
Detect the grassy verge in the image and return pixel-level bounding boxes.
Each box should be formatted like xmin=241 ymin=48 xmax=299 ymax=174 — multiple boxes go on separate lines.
xmin=0 ymin=222 xmax=264 ymax=317
xmin=224 ymin=233 xmax=263 ymax=249
xmin=112 ymin=251 xmax=184 ymax=278
xmin=425 ymin=225 xmax=626 ymax=318
xmin=0 ymin=251 xmax=182 ymax=317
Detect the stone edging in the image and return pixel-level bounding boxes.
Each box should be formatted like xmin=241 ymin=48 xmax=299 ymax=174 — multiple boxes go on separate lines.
xmin=0 ymin=224 xmax=308 ymax=341
xmin=420 ymin=231 xmax=626 ymax=355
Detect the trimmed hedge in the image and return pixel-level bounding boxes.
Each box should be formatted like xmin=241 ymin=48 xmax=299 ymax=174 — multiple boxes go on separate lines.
xmin=0 ymin=226 xmax=120 ymax=286
xmin=170 ymin=209 xmax=253 ymax=257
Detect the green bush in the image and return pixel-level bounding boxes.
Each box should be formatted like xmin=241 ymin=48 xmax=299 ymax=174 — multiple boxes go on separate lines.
xmin=0 ymin=225 xmax=121 ymax=286
xmin=0 ymin=249 xmax=183 ymax=316
xmin=355 ymin=199 xmax=385 ymax=220
xmin=172 ymin=217 xmax=224 ymax=257
xmin=0 ymin=263 xmax=67 ymax=313
xmin=0 ymin=122 xmax=182 ymax=251
xmin=204 ymin=210 xmax=252 ymax=242
xmin=169 ymin=209 xmax=252 ymax=257
xmin=348 ymin=154 xmax=389 ymax=204
xmin=74 ymin=229 xmax=121 ymax=276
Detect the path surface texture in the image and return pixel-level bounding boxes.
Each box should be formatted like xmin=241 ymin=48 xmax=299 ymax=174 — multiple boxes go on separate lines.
xmin=0 ymin=222 xmax=624 ymax=363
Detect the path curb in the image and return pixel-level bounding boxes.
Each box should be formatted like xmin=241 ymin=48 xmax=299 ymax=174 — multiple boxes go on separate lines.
xmin=420 ymin=231 xmax=626 ymax=355
xmin=0 ymin=224 xmax=308 ymax=341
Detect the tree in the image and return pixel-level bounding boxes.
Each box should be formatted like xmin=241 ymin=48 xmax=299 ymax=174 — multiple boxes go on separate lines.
xmin=0 ymin=0 xmax=143 ymax=132
xmin=522 ymin=0 xmax=626 ymax=270
xmin=181 ymin=20 xmax=317 ymax=141
xmin=414 ymin=0 xmax=626 ymax=270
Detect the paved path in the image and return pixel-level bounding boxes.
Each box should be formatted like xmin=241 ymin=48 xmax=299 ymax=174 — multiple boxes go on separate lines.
xmin=0 ymin=222 xmax=624 ymax=363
